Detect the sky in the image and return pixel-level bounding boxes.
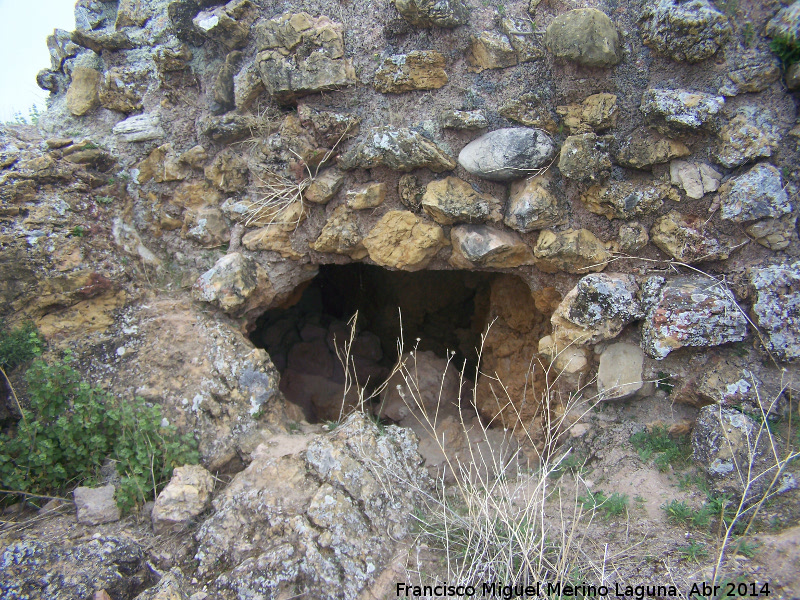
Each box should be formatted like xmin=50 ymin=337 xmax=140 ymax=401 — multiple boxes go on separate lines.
xmin=0 ymin=0 xmax=77 ymax=122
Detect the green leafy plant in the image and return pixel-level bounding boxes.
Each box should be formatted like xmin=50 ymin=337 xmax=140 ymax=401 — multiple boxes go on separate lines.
xmin=770 ymin=34 xmax=800 ymax=68
xmin=70 ymin=226 xmax=86 ymax=238
xmin=579 ymin=490 xmax=628 ymax=519
xmin=0 ymin=321 xmax=44 ymax=371
xmin=731 ymin=539 xmax=759 ymax=558
xmin=630 ymin=425 xmax=690 ymax=472
xmin=0 ymin=353 xmax=198 ymax=512
xmin=549 ymin=449 xmax=586 ymax=479
xmin=95 ymin=195 xmax=114 ymax=205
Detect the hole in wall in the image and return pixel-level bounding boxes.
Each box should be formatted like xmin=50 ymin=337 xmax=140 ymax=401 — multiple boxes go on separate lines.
xmin=249 ymin=263 xmax=501 ymax=423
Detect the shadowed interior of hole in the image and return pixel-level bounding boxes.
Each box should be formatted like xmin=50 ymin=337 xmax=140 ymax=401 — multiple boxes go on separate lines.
xmin=249 ymin=263 xmax=500 ymax=423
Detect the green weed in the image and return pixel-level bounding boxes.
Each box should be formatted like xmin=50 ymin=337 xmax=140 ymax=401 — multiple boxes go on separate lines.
xmin=656 ymin=372 xmax=675 ymax=395
xmin=550 ymin=450 xmax=586 ymax=479
xmin=732 ymin=539 xmax=759 ymax=558
xmin=679 ymin=541 xmax=708 ymax=561
xmin=70 ymin=226 xmax=86 ymax=238
xmin=0 ymin=321 xmax=44 ymax=371
xmin=770 ymin=34 xmax=800 ymax=68
xmin=0 ymin=353 xmax=198 ymax=512
xmin=95 ymin=196 xmax=114 ymax=205
xmin=630 ymin=425 xmax=691 ymax=472
xmin=579 ymin=490 xmax=628 ymax=519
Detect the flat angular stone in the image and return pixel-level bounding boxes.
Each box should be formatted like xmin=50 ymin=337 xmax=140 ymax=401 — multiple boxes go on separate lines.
xmin=582 ymin=180 xmax=672 ymax=220
xmin=640 ymin=88 xmax=724 ymax=134
xmin=152 ymin=465 xmax=215 ymax=534
xmin=558 ymin=133 xmax=612 ymax=182
xmin=112 ymin=113 xmax=165 ymax=143
xmin=467 ymin=32 xmax=517 ymax=72
xmin=641 ymin=0 xmax=731 ymax=62
xmin=362 ymin=211 xmax=447 ymax=271
xmin=440 ymin=109 xmax=488 ymax=130
xmin=534 ymin=228 xmax=610 ymax=274
xmin=74 ymin=485 xmax=120 ymax=526
xmin=670 ymin=160 xmax=721 ymax=200
xmin=651 ymin=211 xmax=736 ymax=264
xmin=374 ymin=51 xmax=448 ymax=93
xmin=393 ymin=0 xmax=468 ymax=28
xmin=458 ymin=127 xmax=555 ymax=181
xmin=504 ymin=174 xmax=566 ymax=232
xmin=615 ymin=127 xmax=690 ymax=169
xmin=713 ymin=106 xmax=781 ymax=168
xmin=597 ymin=343 xmax=644 ymax=400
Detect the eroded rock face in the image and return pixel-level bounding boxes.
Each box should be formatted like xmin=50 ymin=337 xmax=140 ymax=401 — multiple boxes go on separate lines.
xmin=640 ymin=276 xmax=748 ymax=359
xmin=749 ymin=261 xmax=800 ymax=361
xmin=362 ymin=210 xmax=448 ymax=270
xmin=193 ymin=0 xmax=257 ymax=50
xmin=374 ymin=51 xmax=448 ymax=93
xmin=339 ymin=126 xmax=456 ymax=172
xmin=458 ymin=127 xmax=555 ymax=181
xmin=194 ymin=413 xmax=431 ymax=600
xmin=449 ymin=224 xmax=534 ymax=268
xmin=255 ymin=12 xmax=356 ymax=103
xmin=421 ymin=175 xmax=502 ymax=225
xmin=641 ymin=0 xmax=731 ymax=62
xmin=393 ymin=0 xmax=468 ymax=28
xmin=719 ymin=164 xmax=792 ymax=223
xmin=544 ymin=8 xmax=621 ymax=67
xmin=551 ymin=273 xmax=643 ymax=347
xmin=440 ymin=109 xmax=488 ymax=130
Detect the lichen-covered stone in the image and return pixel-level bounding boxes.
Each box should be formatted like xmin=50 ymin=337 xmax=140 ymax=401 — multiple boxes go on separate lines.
xmin=749 ymin=261 xmax=800 ymax=360
xmin=581 ymin=180 xmax=672 ymax=220
xmin=670 ymin=160 xmax=722 ymax=200
xmin=692 ymin=406 xmax=786 ymax=504
xmin=421 ymin=176 xmax=502 ymax=225
xmin=614 ymin=127 xmax=690 ymax=169
xmin=346 ymin=182 xmax=386 ymax=209
xmin=619 ymin=221 xmax=649 ymax=254
xmin=255 ymin=13 xmax=356 ymax=103
xmin=544 ymin=8 xmax=621 ymax=67
xmin=640 ymin=0 xmax=731 ymax=62
xmin=440 ymin=109 xmax=488 ymax=130
xmin=718 ymin=163 xmax=792 ymax=223
xmin=184 ymin=207 xmax=230 ymax=248
xmin=398 ymin=174 xmax=425 ymax=211
xmin=193 ymin=0 xmax=257 ymax=50
xmin=211 ymin=50 xmax=242 ymax=113
xmin=374 ymin=51 xmax=448 ymax=93
xmin=193 ymin=252 xmax=275 ymax=317
xmin=467 ymin=32 xmax=518 ymax=72
xmin=362 ymin=210 xmax=447 ymax=271
xmin=152 ymin=464 xmax=215 ymax=535
xmin=500 ymin=17 xmax=544 ymax=63
xmin=311 ymin=205 xmax=367 ymax=259
xmin=504 ymin=174 xmax=566 ymax=232
xmin=651 ymin=211 xmax=736 ymax=264
xmin=556 ymin=93 xmax=618 ymax=134
xmin=204 ymin=148 xmax=249 ymax=193
xmin=339 ymin=126 xmax=456 ymax=173
xmin=558 ymin=133 xmax=612 ymax=182
xmin=640 ymin=276 xmax=748 ymax=359
xmin=233 ymin=60 xmax=265 ymax=110
xmin=746 ymin=216 xmax=796 ymax=251
xmin=449 ymin=225 xmax=534 ymax=269
xmin=113 ymin=113 xmax=165 ymax=143
xmin=393 ymin=0 xmax=468 ymax=28
xmin=766 ymin=1 xmax=800 ymax=39
xmin=499 ymin=96 xmax=558 ymax=132
xmin=718 ymin=51 xmax=781 ymax=96
xmin=458 ymin=127 xmax=555 ymax=181
xmin=99 ymin=67 xmax=145 ymax=114
xmin=640 ymin=88 xmax=724 ymax=134
xmin=551 ymin=273 xmax=643 ymax=346
xmin=534 ymin=229 xmax=610 ymax=274
xmin=713 ymin=106 xmax=781 ymax=169
xmin=71 ymin=28 xmax=137 ymax=53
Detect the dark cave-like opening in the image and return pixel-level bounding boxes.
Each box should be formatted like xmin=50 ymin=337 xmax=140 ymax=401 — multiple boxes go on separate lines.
xmin=249 ymin=264 xmax=500 ymax=423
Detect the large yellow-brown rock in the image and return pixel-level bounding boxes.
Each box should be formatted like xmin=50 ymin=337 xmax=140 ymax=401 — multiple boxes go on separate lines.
xmin=534 ymin=229 xmax=610 ymax=274
xmin=421 ymin=176 xmax=502 ymax=225
xmin=362 ymin=211 xmax=447 ymax=271
xmin=311 ymin=205 xmax=367 ymax=259
xmin=66 ymin=66 xmax=101 ymax=116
